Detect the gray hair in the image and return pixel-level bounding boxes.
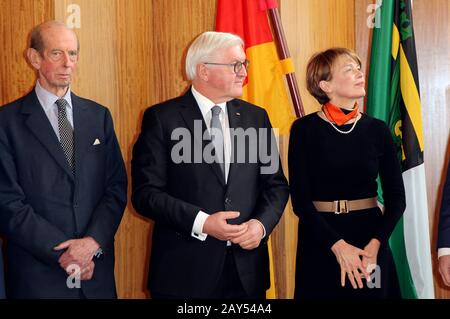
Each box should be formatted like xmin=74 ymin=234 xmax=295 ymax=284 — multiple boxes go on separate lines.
xmin=29 ymin=20 xmax=79 ymax=53
xmin=185 ymin=31 xmax=244 ymax=80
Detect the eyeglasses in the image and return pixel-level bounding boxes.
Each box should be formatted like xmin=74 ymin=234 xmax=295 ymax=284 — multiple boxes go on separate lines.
xmin=203 ymin=59 xmax=250 ymax=74
xmin=46 ymin=49 xmax=79 ymax=62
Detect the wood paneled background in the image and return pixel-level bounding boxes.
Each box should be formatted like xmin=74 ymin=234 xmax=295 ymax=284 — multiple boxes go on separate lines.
xmin=412 ymin=0 xmax=450 ymax=299
xmin=0 ymin=0 xmax=54 ymax=101
xmin=0 ymin=0 xmax=448 ymax=299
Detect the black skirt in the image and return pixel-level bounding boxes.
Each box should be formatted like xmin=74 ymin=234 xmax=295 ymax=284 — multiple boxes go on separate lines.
xmin=294 ymin=208 xmax=401 ymax=299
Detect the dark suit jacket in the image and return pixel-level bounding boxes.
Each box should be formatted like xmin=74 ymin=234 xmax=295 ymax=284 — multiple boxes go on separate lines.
xmin=438 ymin=158 xmax=450 ymax=249
xmin=0 ymin=90 xmax=127 ymax=298
xmin=131 ymin=89 xmax=289 ymax=298
xmin=0 ymin=238 xmax=5 ymax=299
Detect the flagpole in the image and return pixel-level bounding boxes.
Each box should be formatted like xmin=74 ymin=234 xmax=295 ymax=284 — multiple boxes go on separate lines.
xmin=267 ymin=6 xmax=305 ymax=118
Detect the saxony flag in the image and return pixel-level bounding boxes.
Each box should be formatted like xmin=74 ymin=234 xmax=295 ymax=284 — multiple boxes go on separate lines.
xmin=366 ymin=0 xmax=434 ymax=298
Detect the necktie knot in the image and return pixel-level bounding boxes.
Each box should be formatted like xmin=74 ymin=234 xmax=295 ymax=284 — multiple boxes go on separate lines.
xmin=56 ymin=98 xmax=69 ymax=113
xmin=55 ymin=98 xmax=68 ymax=109
xmin=211 ymin=105 xmax=222 ymax=116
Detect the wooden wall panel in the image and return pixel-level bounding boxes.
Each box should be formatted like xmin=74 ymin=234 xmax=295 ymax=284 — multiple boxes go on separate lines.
xmin=113 ymin=0 xmax=154 ymax=299
xmin=280 ymin=0 xmax=355 ymax=115
xmin=0 ymin=0 xmax=54 ymax=105
xmin=55 ymin=0 xmax=119 ymax=123
xmin=413 ymin=0 xmax=450 ymax=299
xmin=276 ymin=0 xmax=355 ymax=298
xmin=151 ymin=0 xmax=217 ymax=102
xmin=355 ymin=0 xmax=450 ymax=299
xmin=354 ymin=0 xmax=374 ymax=110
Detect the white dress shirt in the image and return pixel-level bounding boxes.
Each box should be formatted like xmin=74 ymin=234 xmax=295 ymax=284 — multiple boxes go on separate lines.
xmin=189 ymin=87 xmax=266 ymax=242
xmin=190 ymin=86 xmax=231 ymax=241
xmin=35 ymin=80 xmax=73 ymax=140
xmin=438 ymin=248 xmax=450 ymax=258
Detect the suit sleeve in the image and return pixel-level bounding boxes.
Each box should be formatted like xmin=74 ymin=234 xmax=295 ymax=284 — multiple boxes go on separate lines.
xmin=131 ymin=107 xmax=202 ymax=234
xmin=85 ymin=109 xmax=127 ymax=250
xmin=373 ymin=123 xmax=406 ymax=245
xmin=252 ymin=110 xmax=289 ymax=236
xmin=288 ymin=119 xmax=343 ymax=249
xmin=437 ymin=159 xmax=450 ymax=249
xmin=0 ymin=127 xmax=69 ymax=265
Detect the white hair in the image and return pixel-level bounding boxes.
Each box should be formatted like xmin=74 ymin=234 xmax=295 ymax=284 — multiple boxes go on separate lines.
xmin=185 ymin=31 xmax=244 ymax=80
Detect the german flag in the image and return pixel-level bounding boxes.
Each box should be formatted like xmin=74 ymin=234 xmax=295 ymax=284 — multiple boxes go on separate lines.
xmin=216 ymin=0 xmax=296 ymax=135
xmin=216 ymin=0 xmax=296 ymax=298
xmin=366 ymin=0 xmax=434 ymax=298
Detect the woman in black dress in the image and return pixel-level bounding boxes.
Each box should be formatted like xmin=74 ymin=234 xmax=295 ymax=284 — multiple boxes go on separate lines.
xmin=288 ymin=48 xmax=406 ymax=299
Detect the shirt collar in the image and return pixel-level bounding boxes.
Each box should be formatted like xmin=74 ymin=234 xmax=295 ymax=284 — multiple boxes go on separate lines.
xmin=35 ymin=80 xmax=73 ymax=112
xmin=191 ymin=86 xmax=227 ymax=117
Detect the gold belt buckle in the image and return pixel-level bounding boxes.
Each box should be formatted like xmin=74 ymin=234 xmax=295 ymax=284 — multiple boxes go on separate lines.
xmin=334 ymin=200 xmax=349 ymax=214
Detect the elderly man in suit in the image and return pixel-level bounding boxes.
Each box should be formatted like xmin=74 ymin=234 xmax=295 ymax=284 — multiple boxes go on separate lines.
xmin=0 ymin=21 xmax=127 ymax=298
xmin=438 ymin=158 xmax=450 ymax=286
xmin=131 ymin=31 xmax=289 ymax=299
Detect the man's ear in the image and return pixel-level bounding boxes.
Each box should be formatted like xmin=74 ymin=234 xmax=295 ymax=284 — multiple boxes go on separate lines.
xmin=319 ymin=80 xmax=332 ymax=94
xmin=197 ymin=63 xmax=209 ymax=81
xmin=27 ymin=48 xmax=42 ymax=70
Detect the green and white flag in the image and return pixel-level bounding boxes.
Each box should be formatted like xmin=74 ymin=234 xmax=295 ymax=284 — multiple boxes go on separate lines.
xmin=366 ymin=0 xmax=434 ymax=298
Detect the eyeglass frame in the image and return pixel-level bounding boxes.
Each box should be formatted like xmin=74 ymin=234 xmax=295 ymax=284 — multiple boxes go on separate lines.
xmin=203 ymin=59 xmax=250 ymax=74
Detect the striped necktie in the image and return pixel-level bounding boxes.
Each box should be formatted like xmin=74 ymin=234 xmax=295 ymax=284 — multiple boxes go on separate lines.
xmin=55 ymin=98 xmax=75 ymax=174
xmin=210 ymin=105 xmax=225 ymax=178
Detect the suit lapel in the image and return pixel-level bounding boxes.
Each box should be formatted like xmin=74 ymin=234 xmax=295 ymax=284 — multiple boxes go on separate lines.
xmin=22 ymin=91 xmax=74 ymax=179
xmin=178 ymin=90 xmax=226 ymax=186
xmin=72 ymin=93 xmax=90 ymax=178
xmin=226 ymin=99 xmax=242 ymax=186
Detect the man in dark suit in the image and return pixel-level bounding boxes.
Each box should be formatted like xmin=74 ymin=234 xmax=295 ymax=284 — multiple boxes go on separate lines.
xmin=131 ymin=31 xmax=289 ymax=299
xmin=0 ymin=21 xmax=127 ymax=298
xmin=438 ymin=158 xmax=450 ymax=286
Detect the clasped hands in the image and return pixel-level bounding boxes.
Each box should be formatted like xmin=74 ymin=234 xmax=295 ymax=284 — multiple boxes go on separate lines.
xmin=202 ymin=211 xmax=264 ymax=250
xmin=331 ymin=238 xmax=380 ymax=289
xmin=53 ymin=236 xmax=100 ymax=281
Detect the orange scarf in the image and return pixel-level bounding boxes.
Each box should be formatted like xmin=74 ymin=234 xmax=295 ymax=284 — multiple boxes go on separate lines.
xmin=322 ymin=102 xmax=359 ymax=126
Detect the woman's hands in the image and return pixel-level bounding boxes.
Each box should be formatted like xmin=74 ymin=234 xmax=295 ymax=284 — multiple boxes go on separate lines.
xmin=362 ymin=238 xmax=380 ymax=275
xmin=331 ymin=239 xmax=371 ymax=289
